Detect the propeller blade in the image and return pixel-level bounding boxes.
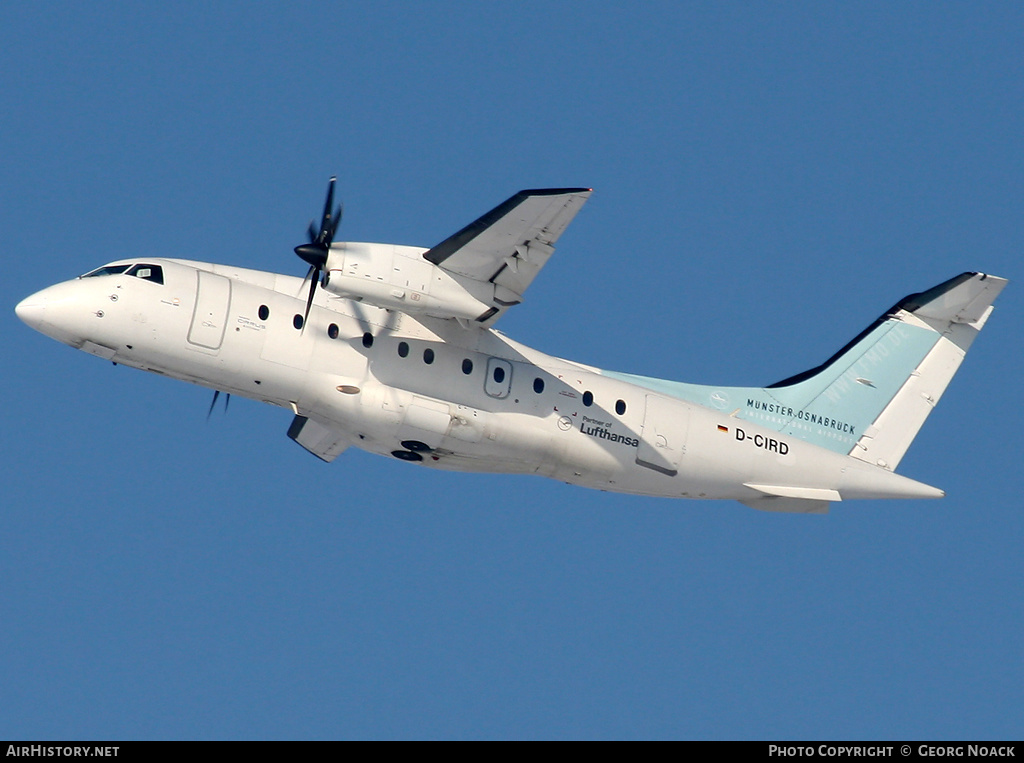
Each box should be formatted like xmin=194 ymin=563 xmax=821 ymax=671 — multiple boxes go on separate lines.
xmin=299 ymin=260 xmax=315 ymax=305
xmin=330 ymin=201 xmax=343 ymax=239
xmin=319 ymin=177 xmax=337 ymax=243
xmin=300 ymin=264 xmax=316 ymax=291
xmin=302 ymin=267 xmax=319 ymax=329
xmin=206 ymin=389 xmax=231 ymax=420
xmin=294 ymin=177 xmax=342 ymax=329
xmin=207 ymin=390 xmax=220 ymax=421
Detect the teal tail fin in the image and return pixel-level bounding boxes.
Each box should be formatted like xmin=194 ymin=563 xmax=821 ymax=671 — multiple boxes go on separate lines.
xmin=743 ymin=272 xmax=1007 ymax=469
xmin=605 ymin=272 xmax=1007 ymax=471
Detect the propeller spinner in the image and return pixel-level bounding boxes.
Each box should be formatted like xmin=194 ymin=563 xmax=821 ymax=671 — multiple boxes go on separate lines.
xmin=294 ymin=176 xmax=342 ymax=327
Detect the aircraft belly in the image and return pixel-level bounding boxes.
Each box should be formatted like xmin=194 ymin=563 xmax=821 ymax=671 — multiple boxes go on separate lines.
xmin=479 ymin=412 xmax=620 ymax=480
xmin=447 ymin=405 xmax=485 ymax=444
xmin=319 ymin=373 xmax=943 ymax=502
xmin=604 ymin=400 xmax=847 ymax=499
xmin=331 ymin=382 xmax=621 ymax=478
xmin=398 ymin=397 xmax=453 ymax=449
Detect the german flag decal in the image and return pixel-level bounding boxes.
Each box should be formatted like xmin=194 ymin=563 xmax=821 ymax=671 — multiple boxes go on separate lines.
xmin=717 ymin=425 xmax=729 ymax=433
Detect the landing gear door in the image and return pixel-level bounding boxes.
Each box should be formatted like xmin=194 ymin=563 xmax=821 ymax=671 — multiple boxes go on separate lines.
xmin=636 ymin=394 xmax=689 ymax=476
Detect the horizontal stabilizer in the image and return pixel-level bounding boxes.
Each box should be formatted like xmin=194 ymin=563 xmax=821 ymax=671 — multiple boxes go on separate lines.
xmin=741 ymin=483 xmax=835 ymax=514
xmin=744 ymin=483 xmax=841 ymax=502
xmin=288 ymin=414 xmax=350 ymax=463
xmin=740 ymin=495 xmax=830 ymax=515
xmin=909 ymin=272 xmax=1007 ymax=325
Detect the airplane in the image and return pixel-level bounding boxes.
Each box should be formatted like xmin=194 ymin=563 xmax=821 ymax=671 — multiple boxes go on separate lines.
xmin=14 ymin=180 xmax=1008 ymax=514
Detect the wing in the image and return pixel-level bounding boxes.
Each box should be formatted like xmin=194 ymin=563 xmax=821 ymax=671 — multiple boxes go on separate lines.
xmin=423 ymin=188 xmax=591 ymax=322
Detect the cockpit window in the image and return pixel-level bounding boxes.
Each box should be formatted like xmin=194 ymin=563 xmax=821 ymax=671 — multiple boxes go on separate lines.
xmin=80 ymin=264 xmax=132 ymax=278
xmin=126 ymin=264 xmax=164 ymax=284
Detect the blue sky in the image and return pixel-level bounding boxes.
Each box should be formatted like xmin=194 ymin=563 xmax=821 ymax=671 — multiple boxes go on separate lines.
xmin=2 ymin=2 xmax=1021 ymax=740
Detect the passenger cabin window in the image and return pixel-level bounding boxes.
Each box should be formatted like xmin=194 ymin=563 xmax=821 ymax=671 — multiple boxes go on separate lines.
xmin=126 ymin=264 xmax=164 ymax=284
xmin=398 ymin=341 xmax=409 ymax=358
xmin=258 ymin=305 xmax=270 ymax=320
xmin=328 ymin=323 xmax=339 ymax=339
xmin=362 ymin=332 xmax=374 ymax=348
xmin=533 ymin=377 xmax=544 ymax=394
xmin=423 ymin=348 xmax=435 ymax=365
xmin=462 ymin=358 xmax=473 ymax=375
xmin=615 ymin=399 xmax=626 ymax=415
xmin=81 ymin=264 xmax=131 ymax=278
xmin=582 ymin=391 xmax=594 ymax=407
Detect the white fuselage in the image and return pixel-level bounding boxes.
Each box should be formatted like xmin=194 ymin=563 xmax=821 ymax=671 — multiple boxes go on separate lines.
xmin=15 ymin=256 xmax=942 ymax=508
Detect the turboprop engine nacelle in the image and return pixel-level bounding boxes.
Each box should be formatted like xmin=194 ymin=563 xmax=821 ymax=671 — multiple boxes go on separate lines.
xmin=322 ymin=242 xmax=502 ymax=322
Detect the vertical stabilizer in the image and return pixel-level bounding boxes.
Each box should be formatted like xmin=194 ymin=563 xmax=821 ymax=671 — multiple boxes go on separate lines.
xmin=602 ymin=272 xmax=1007 ymax=471
xmin=843 ymin=274 xmax=1006 ymax=470
xmin=762 ymin=272 xmax=1007 ymax=469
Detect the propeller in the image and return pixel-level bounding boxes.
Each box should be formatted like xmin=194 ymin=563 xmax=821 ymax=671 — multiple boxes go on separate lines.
xmin=294 ymin=176 xmax=342 ymax=328
xmin=207 ymin=389 xmax=230 ymax=421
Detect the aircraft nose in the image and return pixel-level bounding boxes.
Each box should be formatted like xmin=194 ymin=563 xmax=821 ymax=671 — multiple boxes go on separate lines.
xmin=15 ymin=293 xmax=47 ymax=330
xmin=16 ymin=280 xmax=93 ymax=346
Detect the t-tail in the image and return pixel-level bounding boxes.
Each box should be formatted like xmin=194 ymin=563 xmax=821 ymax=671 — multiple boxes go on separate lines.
xmin=754 ymin=272 xmax=1007 ymax=471
xmin=606 ymin=270 xmax=1007 ymax=479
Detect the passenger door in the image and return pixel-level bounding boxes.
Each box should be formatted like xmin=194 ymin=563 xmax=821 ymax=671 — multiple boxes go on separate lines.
xmin=187 ymin=270 xmax=231 ymax=351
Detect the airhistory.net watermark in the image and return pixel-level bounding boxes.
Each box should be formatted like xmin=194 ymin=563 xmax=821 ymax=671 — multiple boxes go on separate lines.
xmin=6 ymin=748 xmax=118 ymax=757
